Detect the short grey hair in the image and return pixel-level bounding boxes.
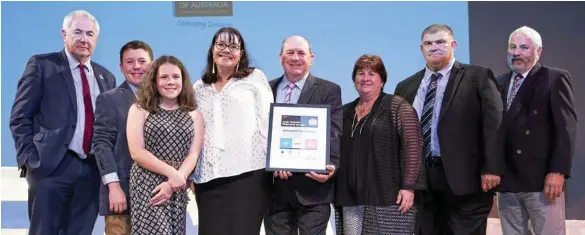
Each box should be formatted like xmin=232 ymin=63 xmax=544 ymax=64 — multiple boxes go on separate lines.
xmin=62 ymin=10 xmax=100 ymax=35
xmin=509 ymin=26 xmax=542 ymax=49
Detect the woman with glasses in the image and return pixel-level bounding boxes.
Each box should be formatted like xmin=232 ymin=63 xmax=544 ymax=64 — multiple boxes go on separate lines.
xmin=190 ymin=27 xmax=274 ymax=235
xmin=334 ymin=54 xmax=425 ymax=235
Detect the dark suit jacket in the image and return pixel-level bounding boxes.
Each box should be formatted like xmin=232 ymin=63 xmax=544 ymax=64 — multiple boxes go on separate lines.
xmin=394 ymin=61 xmax=505 ymax=196
xmin=269 ymin=74 xmax=343 ymax=206
xmin=497 ymin=63 xmax=577 ymax=192
xmin=93 ymin=81 xmax=135 ymax=215
xmin=10 ymin=50 xmax=116 ymax=179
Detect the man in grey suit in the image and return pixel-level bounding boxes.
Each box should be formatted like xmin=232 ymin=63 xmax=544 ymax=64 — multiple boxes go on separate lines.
xmin=9 ymin=10 xmax=116 ymax=235
xmin=264 ymin=35 xmax=343 ymax=235
xmin=93 ymin=40 xmax=153 ymax=235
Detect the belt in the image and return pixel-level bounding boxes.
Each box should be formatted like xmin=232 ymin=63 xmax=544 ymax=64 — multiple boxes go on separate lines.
xmin=425 ymin=156 xmax=442 ymax=167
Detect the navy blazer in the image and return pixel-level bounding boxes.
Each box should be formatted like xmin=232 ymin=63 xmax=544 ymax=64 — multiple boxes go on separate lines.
xmin=497 ymin=63 xmax=577 ymax=192
xmin=93 ymin=81 xmax=136 ymax=215
xmin=10 ymin=50 xmax=116 ymax=179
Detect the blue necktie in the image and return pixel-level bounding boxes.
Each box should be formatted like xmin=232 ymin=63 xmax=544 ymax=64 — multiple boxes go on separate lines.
xmin=421 ymin=73 xmax=442 ymax=159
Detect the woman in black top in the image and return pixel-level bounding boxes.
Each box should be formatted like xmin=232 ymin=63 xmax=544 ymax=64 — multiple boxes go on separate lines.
xmin=335 ymin=54 xmax=425 ymax=235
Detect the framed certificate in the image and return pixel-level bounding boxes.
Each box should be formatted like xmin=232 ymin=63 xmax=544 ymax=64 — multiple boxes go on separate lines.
xmin=266 ymin=103 xmax=331 ymax=174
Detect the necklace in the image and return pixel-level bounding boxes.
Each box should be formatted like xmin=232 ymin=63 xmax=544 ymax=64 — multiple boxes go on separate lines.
xmin=351 ymin=99 xmax=377 ymax=137
xmin=355 ymin=101 xmax=374 ymax=118
xmin=350 ymin=109 xmax=370 ymax=138
xmin=356 ymin=104 xmax=370 ymax=117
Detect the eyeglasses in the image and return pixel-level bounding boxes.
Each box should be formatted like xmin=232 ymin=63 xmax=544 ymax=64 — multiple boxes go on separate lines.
xmin=215 ymin=42 xmax=241 ymax=52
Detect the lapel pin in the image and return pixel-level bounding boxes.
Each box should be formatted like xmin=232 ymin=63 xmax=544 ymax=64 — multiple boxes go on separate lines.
xmin=99 ymin=74 xmax=104 ymax=80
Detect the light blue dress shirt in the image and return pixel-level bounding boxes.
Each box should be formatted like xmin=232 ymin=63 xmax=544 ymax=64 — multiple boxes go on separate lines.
xmin=275 ymin=74 xmax=309 ymax=104
xmin=412 ymin=58 xmax=456 ymax=157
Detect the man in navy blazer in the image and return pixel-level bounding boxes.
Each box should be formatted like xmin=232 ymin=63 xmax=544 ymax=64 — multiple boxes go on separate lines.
xmin=496 ymin=26 xmax=577 ymax=235
xmin=9 ymin=10 xmax=116 ymax=235
xmin=93 ymin=40 xmax=153 ymax=235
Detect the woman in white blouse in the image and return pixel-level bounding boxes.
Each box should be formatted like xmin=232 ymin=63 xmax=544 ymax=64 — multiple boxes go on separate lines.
xmin=191 ymin=27 xmax=274 ymax=235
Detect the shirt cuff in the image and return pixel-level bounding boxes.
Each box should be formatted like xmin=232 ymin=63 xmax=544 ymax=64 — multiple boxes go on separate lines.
xmin=102 ymin=172 xmax=120 ymax=185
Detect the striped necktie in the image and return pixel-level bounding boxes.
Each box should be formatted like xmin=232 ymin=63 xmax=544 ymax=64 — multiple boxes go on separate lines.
xmin=421 ymin=73 xmax=442 ymax=159
xmin=284 ymin=82 xmax=296 ymax=104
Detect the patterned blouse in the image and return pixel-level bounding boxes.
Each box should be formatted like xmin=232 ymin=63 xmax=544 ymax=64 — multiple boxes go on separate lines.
xmin=191 ymin=68 xmax=274 ymax=184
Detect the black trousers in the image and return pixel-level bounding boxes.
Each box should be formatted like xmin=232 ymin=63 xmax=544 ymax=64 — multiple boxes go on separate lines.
xmin=415 ymin=164 xmax=494 ymax=235
xmin=264 ymin=198 xmax=331 ymax=235
xmin=194 ymin=169 xmax=272 ymax=235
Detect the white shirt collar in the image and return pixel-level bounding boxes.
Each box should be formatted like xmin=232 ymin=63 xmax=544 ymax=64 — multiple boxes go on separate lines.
xmin=64 ymin=48 xmax=92 ymax=73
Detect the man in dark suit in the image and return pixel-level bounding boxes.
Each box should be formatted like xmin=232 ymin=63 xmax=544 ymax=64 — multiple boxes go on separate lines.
xmin=9 ymin=10 xmax=116 ymax=235
xmin=264 ymin=35 xmax=342 ymax=235
xmin=496 ymin=26 xmax=577 ymax=235
xmin=394 ymin=24 xmax=504 ymax=235
xmin=93 ymin=40 xmax=153 ymax=235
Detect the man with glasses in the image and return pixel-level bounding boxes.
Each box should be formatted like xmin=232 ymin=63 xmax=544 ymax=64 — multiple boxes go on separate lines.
xmin=9 ymin=10 xmax=116 ymax=235
xmin=264 ymin=35 xmax=343 ymax=235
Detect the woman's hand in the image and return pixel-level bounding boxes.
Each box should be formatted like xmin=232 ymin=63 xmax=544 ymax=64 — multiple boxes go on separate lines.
xmin=396 ymin=189 xmax=415 ymax=213
xmin=167 ymin=169 xmax=186 ymax=192
xmin=149 ymin=182 xmax=173 ymax=206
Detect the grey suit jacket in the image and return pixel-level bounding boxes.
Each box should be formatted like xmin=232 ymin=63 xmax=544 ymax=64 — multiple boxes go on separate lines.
xmin=269 ymin=73 xmax=343 ymax=206
xmin=93 ymin=81 xmax=136 ymax=215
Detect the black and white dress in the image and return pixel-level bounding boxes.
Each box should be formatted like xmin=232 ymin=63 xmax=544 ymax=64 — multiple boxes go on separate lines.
xmin=129 ymin=107 xmax=194 ymax=235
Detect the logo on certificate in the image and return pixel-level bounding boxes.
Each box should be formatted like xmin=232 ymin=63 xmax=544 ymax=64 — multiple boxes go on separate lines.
xmin=281 ymin=115 xmax=318 ymax=128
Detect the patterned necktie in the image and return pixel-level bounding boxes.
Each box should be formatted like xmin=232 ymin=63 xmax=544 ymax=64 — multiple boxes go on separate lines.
xmin=78 ymin=64 xmax=94 ymax=156
xmin=421 ymin=73 xmax=442 ymax=159
xmin=507 ymin=74 xmax=524 ymax=110
xmin=284 ymin=82 xmax=296 ymax=104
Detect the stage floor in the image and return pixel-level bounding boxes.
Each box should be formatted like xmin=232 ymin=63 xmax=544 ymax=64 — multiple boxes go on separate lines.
xmin=3 ymin=167 xmax=584 ymax=235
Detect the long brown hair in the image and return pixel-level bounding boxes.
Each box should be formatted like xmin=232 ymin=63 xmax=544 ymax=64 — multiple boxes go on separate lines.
xmin=135 ymin=55 xmax=196 ymax=113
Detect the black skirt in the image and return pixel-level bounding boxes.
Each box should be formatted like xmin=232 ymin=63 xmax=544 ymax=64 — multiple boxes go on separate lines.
xmin=195 ymin=169 xmax=273 ymax=235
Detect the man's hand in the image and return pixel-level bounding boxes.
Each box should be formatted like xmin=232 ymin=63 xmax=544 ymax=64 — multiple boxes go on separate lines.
xmin=107 ymin=182 xmax=127 ymax=213
xmin=274 ymin=171 xmax=293 ymax=180
xmin=544 ymin=173 xmax=565 ymax=201
xmin=481 ymin=174 xmax=501 ymax=192
xmin=305 ymin=165 xmax=336 ymax=183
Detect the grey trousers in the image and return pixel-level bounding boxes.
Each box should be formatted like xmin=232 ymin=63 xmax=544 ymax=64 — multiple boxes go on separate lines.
xmin=497 ymin=192 xmax=566 ymax=235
